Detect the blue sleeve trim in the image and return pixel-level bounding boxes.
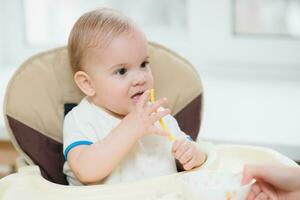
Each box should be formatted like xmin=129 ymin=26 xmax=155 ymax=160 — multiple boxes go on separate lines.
xmin=186 ymin=135 xmax=193 ymax=141
xmin=64 ymin=141 xmax=93 ymax=160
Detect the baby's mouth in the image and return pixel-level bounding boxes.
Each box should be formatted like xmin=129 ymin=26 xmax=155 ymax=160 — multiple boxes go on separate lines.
xmin=131 ymin=91 xmax=144 ymax=101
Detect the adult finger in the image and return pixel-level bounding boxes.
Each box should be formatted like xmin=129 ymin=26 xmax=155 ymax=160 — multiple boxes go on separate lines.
xmin=246 ymin=191 xmax=257 ymax=200
xmin=243 ymin=164 xmax=300 ymax=191
xmin=245 ymin=183 xmax=261 ymax=200
xmin=258 ymin=181 xmax=278 ymax=200
xmin=254 ymin=192 xmax=269 ymax=200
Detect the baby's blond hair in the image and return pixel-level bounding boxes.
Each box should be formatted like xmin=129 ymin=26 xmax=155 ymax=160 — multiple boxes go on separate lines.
xmin=68 ymin=8 xmax=135 ymax=73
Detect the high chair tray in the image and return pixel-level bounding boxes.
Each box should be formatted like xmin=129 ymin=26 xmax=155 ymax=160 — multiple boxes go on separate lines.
xmin=0 ymin=143 xmax=298 ymax=200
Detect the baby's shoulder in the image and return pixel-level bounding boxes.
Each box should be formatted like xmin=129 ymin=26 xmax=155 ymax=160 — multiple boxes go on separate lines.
xmin=64 ymin=98 xmax=94 ymax=124
xmin=64 ymin=98 xmax=116 ymax=127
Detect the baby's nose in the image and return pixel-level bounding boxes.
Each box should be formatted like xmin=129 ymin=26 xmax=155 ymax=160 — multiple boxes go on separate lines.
xmin=132 ymin=73 xmax=146 ymax=86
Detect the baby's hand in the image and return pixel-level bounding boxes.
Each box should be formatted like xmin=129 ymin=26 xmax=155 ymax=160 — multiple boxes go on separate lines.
xmin=124 ymin=90 xmax=170 ymax=138
xmin=172 ymin=137 xmax=206 ymax=170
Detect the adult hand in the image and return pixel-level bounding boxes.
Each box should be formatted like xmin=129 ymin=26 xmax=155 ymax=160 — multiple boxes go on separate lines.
xmin=242 ymin=164 xmax=300 ymax=200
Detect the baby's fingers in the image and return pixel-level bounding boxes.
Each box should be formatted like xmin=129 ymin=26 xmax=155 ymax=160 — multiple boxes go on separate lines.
xmin=172 ymin=138 xmax=185 ymax=153
xmin=183 ymin=156 xmax=196 ymax=170
xmin=148 ymin=98 xmax=168 ymax=114
xmin=173 ymin=139 xmax=190 ymax=159
xmin=178 ymin=148 xmax=193 ymax=164
xmin=136 ymin=90 xmax=150 ymax=110
xmin=149 ymin=108 xmax=171 ymax=123
xmin=150 ymin=127 xmax=168 ymax=137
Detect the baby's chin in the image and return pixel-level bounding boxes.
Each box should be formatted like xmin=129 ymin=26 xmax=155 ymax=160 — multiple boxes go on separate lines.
xmin=108 ymin=104 xmax=137 ymax=118
xmin=108 ymin=110 xmax=127 ymax=119
xmin=113 ymin=107 xmax=132 ymax=118
xmin=98 ymin=106 xmax=127 ymax=119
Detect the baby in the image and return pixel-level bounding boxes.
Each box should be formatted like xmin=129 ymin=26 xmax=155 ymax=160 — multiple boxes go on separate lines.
xmin=63 ymin=8 xmax=206 ymax=185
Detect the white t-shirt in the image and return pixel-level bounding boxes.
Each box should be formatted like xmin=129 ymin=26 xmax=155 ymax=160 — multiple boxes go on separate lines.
xmin=63 ymin=97 xmax=187 ymax=185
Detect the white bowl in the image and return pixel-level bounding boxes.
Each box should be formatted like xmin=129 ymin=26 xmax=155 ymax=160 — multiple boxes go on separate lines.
xmin=180 ymin=170 xmax=255 ymax=200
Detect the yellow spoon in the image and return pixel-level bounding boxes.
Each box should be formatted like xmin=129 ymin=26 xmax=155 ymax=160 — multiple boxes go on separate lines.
xmin=150 ymin=89 xmax=175 ymax=142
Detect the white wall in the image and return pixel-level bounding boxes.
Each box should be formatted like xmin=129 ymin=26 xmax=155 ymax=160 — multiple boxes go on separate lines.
xmin=2 ymin=0 xmax=300 ymax=69
xmin=0 ymin=2 xmax=5 ymax=67
xmin=184 ymin=0 xmax=300 ymax=160
xmin=187 ymin=0 xmax=300 ymax=68
xmin=0 ymin=0 xmax=300 ymax=159
xmin=0 ymin=0 xmax=47 ymax=68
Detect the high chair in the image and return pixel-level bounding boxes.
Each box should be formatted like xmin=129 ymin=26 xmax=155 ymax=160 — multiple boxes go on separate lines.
xmin=3 ymin=42 xmax=204 ymax=185
xmin=1 ymin=42 xmax=298 ymax=200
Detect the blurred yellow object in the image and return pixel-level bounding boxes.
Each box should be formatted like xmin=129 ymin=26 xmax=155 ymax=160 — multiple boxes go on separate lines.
xmin=150 ymin=89 xmax=175 ymax=141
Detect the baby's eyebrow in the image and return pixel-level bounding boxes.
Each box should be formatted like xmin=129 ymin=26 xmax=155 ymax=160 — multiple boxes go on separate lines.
xmin=139 ymin=56 xmax=149 ymax=64
xmin=110 ymin=63 xmax=128 ymax=70
xmin=109 ymin=56 xmax=149 ymax=70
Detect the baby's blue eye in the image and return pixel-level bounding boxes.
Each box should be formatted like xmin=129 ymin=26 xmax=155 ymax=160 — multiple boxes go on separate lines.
xmin=116 ymin=68 xmax=127 ymax=75
xmin=141 ymin=61 xmax=149 ymax=68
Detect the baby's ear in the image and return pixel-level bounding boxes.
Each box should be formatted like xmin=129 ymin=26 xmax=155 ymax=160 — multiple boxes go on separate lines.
xmin=74 ymin=71 xmax=95 ymax=96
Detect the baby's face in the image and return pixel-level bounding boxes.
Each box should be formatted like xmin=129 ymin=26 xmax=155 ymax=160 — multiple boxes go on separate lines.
xmin=85 ymin=29 xmax=154 ymax=117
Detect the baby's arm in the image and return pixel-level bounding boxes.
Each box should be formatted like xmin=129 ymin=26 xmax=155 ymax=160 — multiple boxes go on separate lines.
xmin=67 ymin=91 xmax=170 ymax=184
xmin=67 ymin=121 xmax=142 ymax=184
